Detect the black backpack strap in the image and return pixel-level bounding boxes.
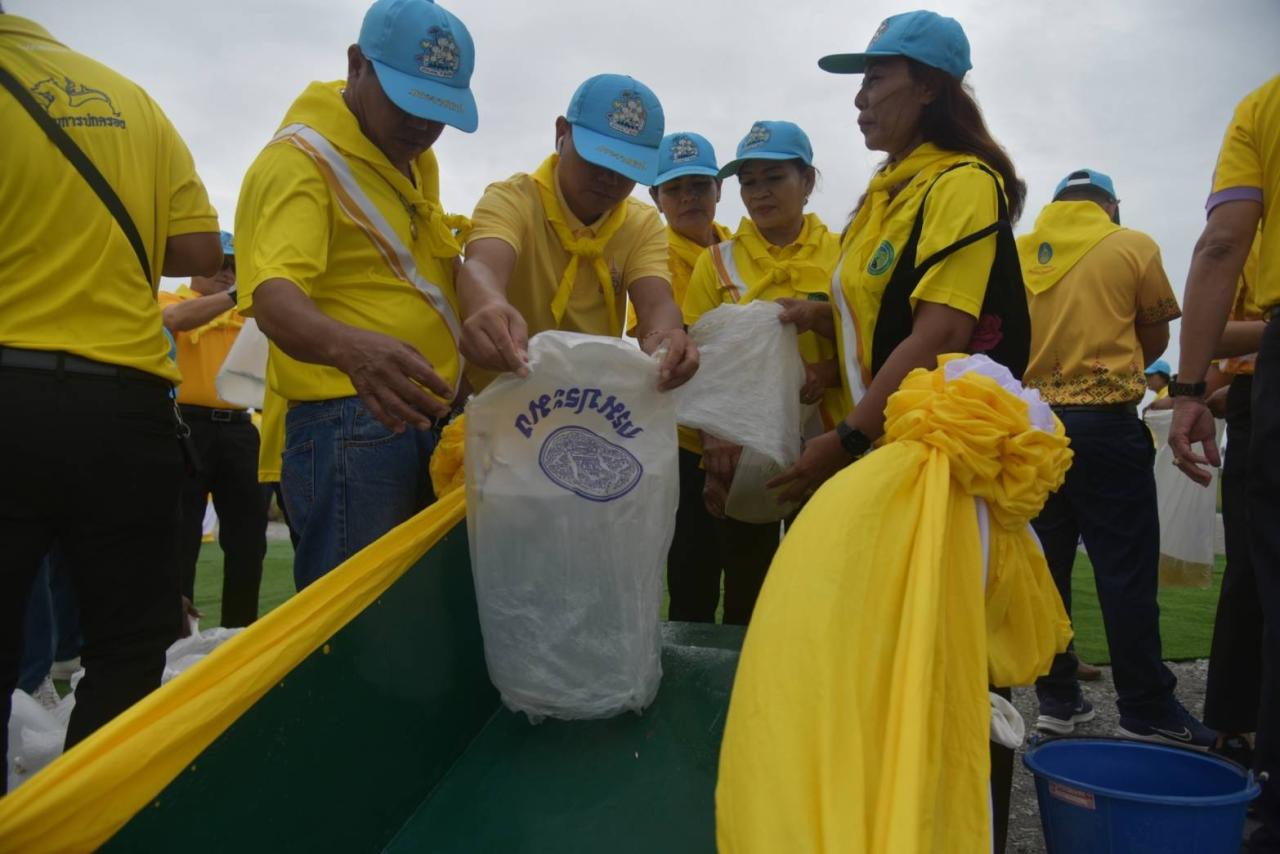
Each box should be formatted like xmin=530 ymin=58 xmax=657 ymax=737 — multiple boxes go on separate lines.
xmin=0 ymin=65 xmax=152 ymax=287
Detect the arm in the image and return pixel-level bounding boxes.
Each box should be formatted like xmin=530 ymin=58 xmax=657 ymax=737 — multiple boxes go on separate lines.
xmin=162 ymin=291 xmax=236 ymax=333
xmin=1135 ymin=321 xmax=1170 ymax=368
xmin=768 ymin=301 xmax=975 ymax=502
xmin=629 ymin=275 xmax=698 ymax=391
xmin=456 ymin=237 xmax=528 ymax=376
xmin=253 ymin=278 xmax=452 ymax=431
xmin=1215 ymin=319 xmax=1267 ymax=359
xmin=1169 ymin=199 xmax=1262 ymax=485
xmin=163 ymin=232 xmax=222 ymax=278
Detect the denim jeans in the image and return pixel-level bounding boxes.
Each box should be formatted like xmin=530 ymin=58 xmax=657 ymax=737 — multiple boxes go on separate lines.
xmin=18 ymin=559 xmax=53 ymax=694
xmin=1032 ymin=410 xmax=1177 ymax=721
xmin=282 ymin=397 xmax=438 ymax=590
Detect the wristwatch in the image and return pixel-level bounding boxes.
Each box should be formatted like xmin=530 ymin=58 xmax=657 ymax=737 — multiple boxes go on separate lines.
xmin=835 ymin=421 xmax=873 ymax=459
xmin=226 ymin=286 xmax=238 ymax=306
xmin=1168 ymin=379 xmax=1207 ymax=398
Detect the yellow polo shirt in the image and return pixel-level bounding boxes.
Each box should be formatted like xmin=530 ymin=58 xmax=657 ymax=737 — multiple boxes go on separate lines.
xmin=1209 ymin=75 xmax=1279 ymax=310
xmin=684 ymin=213 xmax=847 ymax=433
xmin=157 ymin=285 xmax=245 ymax=408
xmin=235 ymin=81 xmax=458 ymax=403
xmin=0 ymin=16 xmax=218 ymax=383
xmin=1023 ymin=220 xmax=1180 ymax=405
xmin=257 ymin=384 xmax=286 ymax=483
xmin=833 ymin=149 xmax=1001 ymax=404
xmin=467 ymin=164 xmax=670 ymax=338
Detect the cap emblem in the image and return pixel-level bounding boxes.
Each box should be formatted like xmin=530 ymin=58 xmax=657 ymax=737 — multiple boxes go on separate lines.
xmin=670 ymin=135 xmax=699 ymax=163
xmin=607 ymin=90 xmax=647 ymax=137
xmin=417 ymin=27 xmax=461 ymax=79
xmin=742 ymin=122 xmax=771 ymax=151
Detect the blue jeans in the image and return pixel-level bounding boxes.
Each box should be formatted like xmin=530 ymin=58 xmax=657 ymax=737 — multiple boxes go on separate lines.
xmin=1032 ymin=410 xmax=1177 ymax=721
xmin=281 ymin=397 xmax=438 ymax=590
xmin=17 ymin=549 xmax=80 ymax=693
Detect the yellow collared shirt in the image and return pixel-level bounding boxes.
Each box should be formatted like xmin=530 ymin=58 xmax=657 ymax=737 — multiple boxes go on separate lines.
xmin=157 ymin=285 xmax=245 ymax=409
xmin=1209 ymin=75 xmax=1280 ymax=310
xmin=0 ymin=16 xmax=218 ymax=383
xmin=235 ymin=81 xmax=458 ymax=403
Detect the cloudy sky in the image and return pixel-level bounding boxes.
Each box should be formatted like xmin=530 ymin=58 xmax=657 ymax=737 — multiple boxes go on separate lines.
xmin=9 ymin=0 xmax=1277 ymax=369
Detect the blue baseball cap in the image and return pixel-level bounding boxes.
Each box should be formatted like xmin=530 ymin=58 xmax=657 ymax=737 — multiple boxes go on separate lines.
xmin=566 ymin=73 xmax=664 ymax=185
xmin=1053 ymin=168 xmax=1117 ymax=201
xmin=219 ymin=230 xmax=234 ymax=257
xmin=654 ymin=132 xmax=720 ymax=185
xmin=718 ymin=121 xmax=814 ymax=180
xmin=358 ymin=0 xmax=478 ymax=133
xmin=1145 ymin=359 xmax=1172 ymax=377
xmin=818 ymin=10 xmax=971 ymax=80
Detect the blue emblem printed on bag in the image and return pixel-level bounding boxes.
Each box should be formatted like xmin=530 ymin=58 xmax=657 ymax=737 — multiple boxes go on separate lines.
xmin=539 ymin=426 xmax=643 ymax=502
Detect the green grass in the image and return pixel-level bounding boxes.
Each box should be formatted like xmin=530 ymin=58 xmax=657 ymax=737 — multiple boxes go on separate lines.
xmin=192 ymin=543 xmax=1222 ymax=663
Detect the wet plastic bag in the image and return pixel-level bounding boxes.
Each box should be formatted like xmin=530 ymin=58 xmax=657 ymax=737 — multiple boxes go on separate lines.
xmin=675 ymin=301 xmax=806 ymax=522
xmin=464 ymin=331 xmax=677 ymax=720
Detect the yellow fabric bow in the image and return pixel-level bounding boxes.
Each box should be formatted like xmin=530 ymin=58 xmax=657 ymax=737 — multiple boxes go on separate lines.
xmin=732 ymin=214 xmax=831 ymax=303
xmin=531 ymin=154 xmax=629 ymax=336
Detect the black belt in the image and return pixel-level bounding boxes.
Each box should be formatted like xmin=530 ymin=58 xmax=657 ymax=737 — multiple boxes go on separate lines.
xmin=1051 ymin=402 xmax=1138 ymax=416
xmin=0 ymin=346 xmax=171 ymax=389
xmin=180 ymin=403 xmax=251 ymax=423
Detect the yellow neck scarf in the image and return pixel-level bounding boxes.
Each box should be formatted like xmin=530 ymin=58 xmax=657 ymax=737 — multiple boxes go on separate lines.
xmin=530 ymin=154 xmax=629 ymax=335
xmin=668 ymin=222 xmax=730 ymax=277
xmin=1016 ymin=201 xmax=1121 ymax=294
xmin=732 ymin=213 xmax=832 ymax=303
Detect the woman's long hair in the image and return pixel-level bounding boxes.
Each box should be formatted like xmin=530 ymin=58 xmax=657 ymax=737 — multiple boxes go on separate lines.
xmin=909 ymin=59 xmax=1026 ymax=223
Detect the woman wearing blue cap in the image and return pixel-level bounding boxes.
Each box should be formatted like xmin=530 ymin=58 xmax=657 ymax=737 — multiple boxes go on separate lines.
xmin=681 ymin=120 xmax=841 ymax=625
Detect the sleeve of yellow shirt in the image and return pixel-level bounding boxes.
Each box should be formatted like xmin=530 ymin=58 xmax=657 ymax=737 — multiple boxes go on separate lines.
xmin=466 ymin=177 xmax=527 ymax=255
xmin=235 ymin=144 xmax=333 ymax=313
xmin=621 ymin=203 xmax=672 ymax=290
xmin=1131 ymin=234 xmax=1181 ymax=325
xmin=682 ymin=250 xmax=722 ymax=327
xmin=910 ymin=165 xmax=1000 ymax=319
xmin=1209 ymin=90 xmax=1264 ymax=209
xmin=159 ymin=105 xmax=219 ymax=237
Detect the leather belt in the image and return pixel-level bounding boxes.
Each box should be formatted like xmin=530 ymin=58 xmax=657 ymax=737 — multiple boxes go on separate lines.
xmin=0 ymin=346 xmax=171 ymax=389
xmin=180 ymin=404 xmax=251 ymax=423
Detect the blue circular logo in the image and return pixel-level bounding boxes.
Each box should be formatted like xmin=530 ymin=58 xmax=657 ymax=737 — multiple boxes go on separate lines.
xmin=1037 ymin=242 xmax=1053 ymax=265
xmin=538 ymin=426 xmax=643 ymax=502
xmin=867 ymin=240 xmax=896 ymax=276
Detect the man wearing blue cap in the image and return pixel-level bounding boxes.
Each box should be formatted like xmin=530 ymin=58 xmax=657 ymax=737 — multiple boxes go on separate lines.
xmin=1143 ymin=358 xmax=1173 ymax=412
xmin=1017 ymin=170 xmax=1213 ymax=747
xmin=159 ymin=232 xmax=267 ymax=628
xmin=457 ymin=74 xmax=698 ymax=391
xmin=234 ymin=0 xmax=477 ymax=588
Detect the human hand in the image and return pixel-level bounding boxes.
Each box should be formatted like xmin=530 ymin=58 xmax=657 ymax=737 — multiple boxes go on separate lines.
xmin=460 ymin=298 xmax=529 ymax=377
xmin=335 ymin=328 xmax=453 ymax=432
xmin=642 ymin=328 xmax=699 ymax=391
xmin=701 ymin=433 xmax=743 ymax=483
xmin=767 ymin=429 xmax=851 ymax=503
xmin=776 ymin=297 xmax=835 ymax=338
xmin=1168 ymin=397 xmax=1221 ymax=487
xmin=801 ymin=360 xmax=839 ymax=405
xmin=703 ymin=472 xmax=729 ymax=518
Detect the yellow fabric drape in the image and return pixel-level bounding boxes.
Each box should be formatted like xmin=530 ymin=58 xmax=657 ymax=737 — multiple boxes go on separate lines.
xmin=530 ymin=154 xmax=629 ymax=336
xmin=1016 ymin=201 xmax=1121 ymax=295
xmin=429 ymin=415 xmax=466 ymax=499
xmin=0 ymin=493 xmax=466 ymax=854
xmin=716 ymin=355 xmax=1073 ymax=854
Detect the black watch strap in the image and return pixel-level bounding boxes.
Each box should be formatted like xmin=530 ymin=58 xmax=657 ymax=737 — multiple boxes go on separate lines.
xmin=226 ymin=286 xmax=238 ymax=306
xmin=1168 ymin=379 xmax=1207 ymax=398
xmin=835 ymin=422 xmax=873 ymax=458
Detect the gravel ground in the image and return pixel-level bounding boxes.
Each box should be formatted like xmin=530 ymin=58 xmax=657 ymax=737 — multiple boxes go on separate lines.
xmin=1006 ymin=659 xmax=1214 ymax=853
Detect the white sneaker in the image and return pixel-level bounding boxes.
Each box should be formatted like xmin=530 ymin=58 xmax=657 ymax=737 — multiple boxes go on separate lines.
xmin=28 ymin=676 xmax=61 ymax=712
xmin=50 ymin=657 xmax=80 ymax=681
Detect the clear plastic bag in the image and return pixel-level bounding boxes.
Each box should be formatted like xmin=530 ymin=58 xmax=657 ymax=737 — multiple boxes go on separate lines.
xmin=1145 ymin=409 xmax=1224 ymax=588
xmin=214 ymin=317 xmax=268 ymax=409
xmin=464 ymin=332 xmax=677 ymax=720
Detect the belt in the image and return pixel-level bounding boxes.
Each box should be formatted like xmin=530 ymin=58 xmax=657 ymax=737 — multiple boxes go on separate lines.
xmin=180 ymin=403 xmax=251 ymax=423
xmin=0 ymin=346 xmax=171 ymax=389
xmin=1051 ymin=402 xmax=1138 ymax=416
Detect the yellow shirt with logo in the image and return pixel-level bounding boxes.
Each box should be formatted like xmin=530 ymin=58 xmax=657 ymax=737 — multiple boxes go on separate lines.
xmin=157 ymin=285 xmax=245 ymax=408
xmin=1021 ymin=207 xmax=1180 ymax=405
xmin=466 ymin=164 xmax=670 ymax=339
xmin=235 ymin=81 xmax=458 ymax=403
xmin=832 ymin=146 xmax=1001 ymax=406
xmin=0 ymin=16 xmax=218 ymax=383
xmin=1209 ymin=75 xmax=1279 ymax=310
xmin=684 ymin=213 xmax=847 ymax=439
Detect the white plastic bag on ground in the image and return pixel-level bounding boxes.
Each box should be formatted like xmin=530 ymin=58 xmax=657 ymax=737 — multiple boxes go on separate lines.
xmin=1145 ymin=408 xmax=1224 ymax=588
xmin=215 ymin=317 xmax=268 ymax=409
xmin=465 ymin=331 xmax=677 ymax=720
xmin=675 ymin=302 xmax=805 ymax=522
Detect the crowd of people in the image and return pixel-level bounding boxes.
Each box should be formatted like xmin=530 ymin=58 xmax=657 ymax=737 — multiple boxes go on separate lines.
xmin=1 ymin=0 xmax=1276 ymax=849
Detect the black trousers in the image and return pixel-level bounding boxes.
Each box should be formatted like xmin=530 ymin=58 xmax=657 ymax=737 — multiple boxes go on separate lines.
xmin=1247 ymin=321 xmax=1280 ymax=851
xmin=665 ymin=449 xmax=783 ymax=626
xmin=175 ymin=414 xmax=266 ymax=628
xmin=1204 ymin=375 xmax=1263 ymax=734
xmin=0 ymin=365 xmax=184 ymax=792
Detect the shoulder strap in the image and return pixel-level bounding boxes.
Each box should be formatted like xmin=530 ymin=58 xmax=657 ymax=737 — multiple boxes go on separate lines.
xmin=912 ymin=162 xmax=1010 ymax=276
xmin=0 ymin=65 xmax=152 ymax=287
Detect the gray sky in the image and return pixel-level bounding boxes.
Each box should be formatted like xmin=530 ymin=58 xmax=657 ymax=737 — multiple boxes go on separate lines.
xmin=10 ymin=0 xmax=1278 ymax=370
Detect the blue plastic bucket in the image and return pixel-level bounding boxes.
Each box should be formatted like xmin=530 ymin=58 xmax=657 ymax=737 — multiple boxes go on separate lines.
xmin=1022 ymin=738 xmax=1258 ymax=853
